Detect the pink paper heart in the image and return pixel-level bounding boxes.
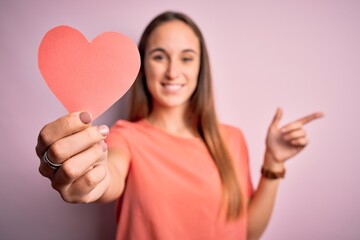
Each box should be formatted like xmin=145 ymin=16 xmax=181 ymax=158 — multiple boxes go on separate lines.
xmin=38 ymin=25 xmax=140 ymax=119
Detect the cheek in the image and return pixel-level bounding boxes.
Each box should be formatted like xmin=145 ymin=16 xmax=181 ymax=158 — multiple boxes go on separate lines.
xmin=144 ymin=64 xmax=163 ymax=94
xmin=187 ymin=63 xmax=200 ymax=84
xmin=144 ymin=61 xmax=155 ymax=80
xmin=144 ymin=59 xmax=166 ymax=77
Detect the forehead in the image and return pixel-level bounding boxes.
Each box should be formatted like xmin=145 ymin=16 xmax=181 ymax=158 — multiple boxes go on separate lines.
xmin=146 ymin=20 xmax=200 ymax=53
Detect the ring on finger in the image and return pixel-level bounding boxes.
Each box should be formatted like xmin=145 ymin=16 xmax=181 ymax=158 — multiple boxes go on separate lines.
xmin=43 ymin=150 xmax=62 ymax=170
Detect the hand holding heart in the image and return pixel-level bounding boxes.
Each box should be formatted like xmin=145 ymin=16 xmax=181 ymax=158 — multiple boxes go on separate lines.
xmin=36 ymin=26 xmax=140 ymax=202
xmin=38 ymin=25 xmax=140 ymax=120
xmin=36 ymin=112 xmax=111 ymax=203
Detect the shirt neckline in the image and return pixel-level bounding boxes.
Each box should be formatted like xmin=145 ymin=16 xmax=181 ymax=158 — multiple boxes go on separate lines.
xmin=139 ymin=119 xmax=203 ymax=143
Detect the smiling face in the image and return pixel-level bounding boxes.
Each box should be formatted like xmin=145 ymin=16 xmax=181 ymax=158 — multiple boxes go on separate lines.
xmin=144 ymin=20 xmax=201 ymax=111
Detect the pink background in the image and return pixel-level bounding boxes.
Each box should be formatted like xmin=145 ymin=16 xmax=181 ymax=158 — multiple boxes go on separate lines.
xmin=1 ymin=0 xmax=359 ymax=239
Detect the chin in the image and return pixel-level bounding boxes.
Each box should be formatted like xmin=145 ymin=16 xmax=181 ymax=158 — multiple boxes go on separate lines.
xmin=155 ymin=98 xmax=189 ymax=109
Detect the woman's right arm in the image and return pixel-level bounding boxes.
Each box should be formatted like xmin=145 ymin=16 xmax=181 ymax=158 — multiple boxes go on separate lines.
xmin=35 ymin=112 xmax=130 ymax=204
xmin=96 ymin=147 xmax=131 ymax=203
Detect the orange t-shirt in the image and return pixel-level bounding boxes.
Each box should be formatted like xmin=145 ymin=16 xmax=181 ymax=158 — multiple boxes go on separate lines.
xmin=106 ymin=120 xmax=253 ymax=240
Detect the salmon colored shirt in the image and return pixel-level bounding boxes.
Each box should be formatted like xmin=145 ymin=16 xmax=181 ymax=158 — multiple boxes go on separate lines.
xmin=106 ymin=120 xmax=253 ymax=240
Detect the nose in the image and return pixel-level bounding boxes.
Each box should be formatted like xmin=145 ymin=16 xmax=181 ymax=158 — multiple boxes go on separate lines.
xmin=165 ymin=59 xmax=180 ymax=80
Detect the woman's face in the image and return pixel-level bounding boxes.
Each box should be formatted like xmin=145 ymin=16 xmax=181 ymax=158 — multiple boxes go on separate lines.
xmin=144 ymin=20 xmax=201 ymax=110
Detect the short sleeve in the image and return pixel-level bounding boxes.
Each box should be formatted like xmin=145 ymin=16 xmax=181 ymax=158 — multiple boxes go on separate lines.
xmin=236 ymin=128 xmax=254 ymax=198
xmin=105 ymin=120 xmax=132 ymax=158
xmin=221 ymin=124 xmax=254 ymax=199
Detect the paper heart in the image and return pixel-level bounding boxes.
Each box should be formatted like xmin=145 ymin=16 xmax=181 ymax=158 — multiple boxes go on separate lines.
xmin=38 ymin=25 xmax=140 ymax=120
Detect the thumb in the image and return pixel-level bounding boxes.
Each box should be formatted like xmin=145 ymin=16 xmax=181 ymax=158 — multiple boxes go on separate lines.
xmin=270 ymin=107 xmax=283 ymax=128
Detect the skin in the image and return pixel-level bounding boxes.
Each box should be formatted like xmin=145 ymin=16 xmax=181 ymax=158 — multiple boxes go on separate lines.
xmin=35 ymin=20 xmax=323 ymax=239
xmin=144 ymin=20 xmax=201 ymax=137
xmin=247 ymin=108 xmax=323 ymax=240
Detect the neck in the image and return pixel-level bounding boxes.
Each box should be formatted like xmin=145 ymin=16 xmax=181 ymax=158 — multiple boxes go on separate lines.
xmin=147 ymin=104 xmax=196 ymax=138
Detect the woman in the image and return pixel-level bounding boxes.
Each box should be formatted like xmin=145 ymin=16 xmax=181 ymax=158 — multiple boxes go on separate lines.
xmin=36 ymin=11 xmax=323 ymax=240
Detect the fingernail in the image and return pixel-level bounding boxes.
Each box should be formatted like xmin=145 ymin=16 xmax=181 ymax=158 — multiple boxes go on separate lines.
xmin=99 ymin=140 xmax=107 ymax=152
xmin=99 ymin=125 xmax=109 ymax=136
xmin=80 ymin=112 xmax=92 ymax=124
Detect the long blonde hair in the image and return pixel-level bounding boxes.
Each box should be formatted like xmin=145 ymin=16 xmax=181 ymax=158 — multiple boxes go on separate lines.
xmin=129 ymin=11 xmax=243 ymax=220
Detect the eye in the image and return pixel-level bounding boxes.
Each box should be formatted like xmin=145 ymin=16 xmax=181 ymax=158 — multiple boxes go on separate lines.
xmin=182 ymin=57 xmax=193 ymax=63
xmin=152 ymin=54 xmax=167 ymax=62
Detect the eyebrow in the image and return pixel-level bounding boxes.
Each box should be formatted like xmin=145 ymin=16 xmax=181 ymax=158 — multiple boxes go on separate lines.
xmin=148 ymin=47 xmax=198 ymax=55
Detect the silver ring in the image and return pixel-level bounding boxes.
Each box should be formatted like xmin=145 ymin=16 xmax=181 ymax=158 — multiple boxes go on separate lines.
xmin=43 ymin=150 xmax=62 ymax=170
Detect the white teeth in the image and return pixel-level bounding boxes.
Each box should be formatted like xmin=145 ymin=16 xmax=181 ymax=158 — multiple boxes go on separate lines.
xmin=163 ymin=84 xmax=182 ymax=91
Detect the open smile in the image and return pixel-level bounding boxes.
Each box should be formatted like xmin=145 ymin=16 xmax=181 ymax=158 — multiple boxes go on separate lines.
xmin=161 ymin=83 xmax=184 ymax=91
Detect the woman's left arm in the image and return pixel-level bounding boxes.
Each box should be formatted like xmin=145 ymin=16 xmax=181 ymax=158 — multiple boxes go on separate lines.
xmin=247 ymin=108 xmax=323 ymax=240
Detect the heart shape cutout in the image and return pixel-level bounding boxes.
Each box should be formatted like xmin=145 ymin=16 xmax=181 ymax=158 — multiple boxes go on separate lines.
xmin=38 ymin=25 xmax=140 ymax=120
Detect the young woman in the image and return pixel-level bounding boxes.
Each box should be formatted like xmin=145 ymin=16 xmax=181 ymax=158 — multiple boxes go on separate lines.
xmin=36 ymin=11 xmax=323 ymax=240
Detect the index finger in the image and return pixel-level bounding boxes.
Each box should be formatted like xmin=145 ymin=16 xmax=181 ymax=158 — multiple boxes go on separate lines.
xmin=294 ymin=112 xmax=324 ymax=125
xmin=35 ymin=111 xmax=92 ymax=157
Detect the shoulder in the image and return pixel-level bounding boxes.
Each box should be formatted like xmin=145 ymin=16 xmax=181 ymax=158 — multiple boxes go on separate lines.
xmin=219 ymin=123 xmax=249 ymax=153
xmin=219 ymin=123 xmax=246 ymax=141
xmin=111 ymin=119 xmax=138 ymax=129
xmin=110 ymin=119 xmax=146 ymax=133
xmin=109 ymin=119 xmax=158 ymax=140
xmin=107 ymin=120 xmax=148 ymax=150
xmin=107 ymin=119 xmax=146 ymax=143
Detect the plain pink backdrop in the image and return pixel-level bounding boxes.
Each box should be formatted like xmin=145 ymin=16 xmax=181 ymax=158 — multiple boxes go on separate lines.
xmin=1 ymin=0 xmax=359 ymax=239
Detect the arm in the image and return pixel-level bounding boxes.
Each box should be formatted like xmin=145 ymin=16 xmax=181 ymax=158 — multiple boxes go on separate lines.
xmin=247 ymin=108 xmax=323 ymax=240
xmin=96 ymin=148 xmax=130 ymax=203
xmin=247 ymin=151 xmax=284 ymax=240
